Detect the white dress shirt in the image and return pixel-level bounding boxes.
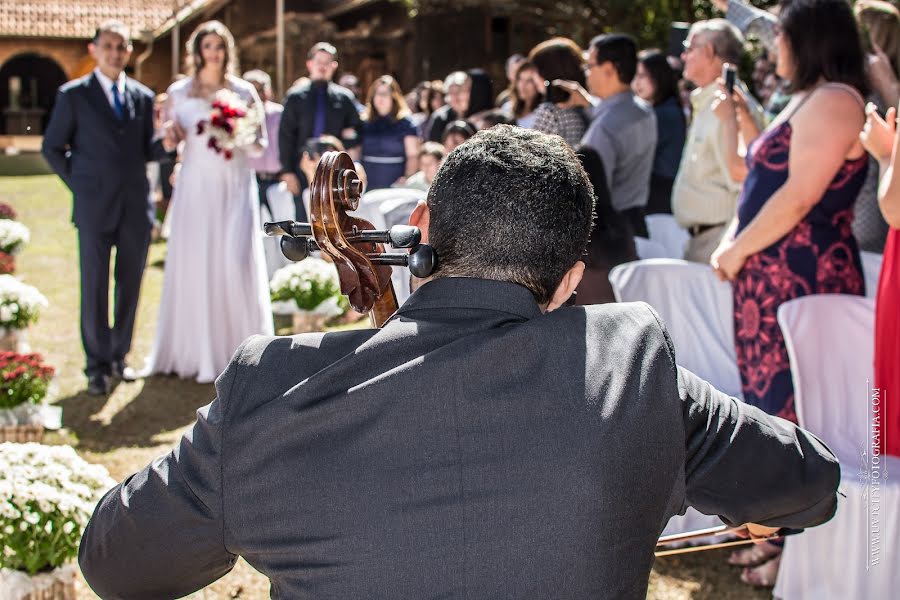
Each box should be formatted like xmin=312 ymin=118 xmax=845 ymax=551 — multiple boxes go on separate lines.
xmin=94 ymin=68 xmax=127 ymax=110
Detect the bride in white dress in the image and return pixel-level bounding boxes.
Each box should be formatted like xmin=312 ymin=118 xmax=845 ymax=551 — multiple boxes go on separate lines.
xmin=148 ymin=20 xmax=273 ymax=383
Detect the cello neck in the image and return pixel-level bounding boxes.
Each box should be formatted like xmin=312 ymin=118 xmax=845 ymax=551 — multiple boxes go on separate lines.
xmin=369 ymin=284 xmax=398 ymax=328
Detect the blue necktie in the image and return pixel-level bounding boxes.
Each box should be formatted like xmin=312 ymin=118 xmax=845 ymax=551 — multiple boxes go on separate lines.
xmin=111 ymin=84 xmax=125 ymax=120
xmin=312 ymin=85 xmax=327 ymax=137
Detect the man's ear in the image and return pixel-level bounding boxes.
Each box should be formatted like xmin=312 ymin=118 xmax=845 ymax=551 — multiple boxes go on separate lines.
xmin=409 ymin=200 xmax=430 ymax=243
xmin=546 ymin=261 xmax=585 ymax=312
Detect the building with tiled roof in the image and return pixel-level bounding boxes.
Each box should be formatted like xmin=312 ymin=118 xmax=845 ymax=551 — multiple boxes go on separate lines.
xmin=0 ymin=0 xmax=179 ymax=40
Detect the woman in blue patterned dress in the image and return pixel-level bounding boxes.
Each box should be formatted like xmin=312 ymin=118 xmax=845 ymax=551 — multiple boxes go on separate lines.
xmin=710 ymin=0 xmax=869 ymax=586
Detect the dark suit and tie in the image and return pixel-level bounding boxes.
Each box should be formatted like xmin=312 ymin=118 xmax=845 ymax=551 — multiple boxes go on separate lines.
xmin=78 ymin=126 xmax=841 ymax=599
xmin=42 ymin=69 xmax=155 ymax=389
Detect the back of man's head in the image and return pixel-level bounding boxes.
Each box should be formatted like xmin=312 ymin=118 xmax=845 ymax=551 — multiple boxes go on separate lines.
xmin=427 ymin=125 xmax=595 ymax=304
xmin=589 ymin=33 xmax=639 ymax=84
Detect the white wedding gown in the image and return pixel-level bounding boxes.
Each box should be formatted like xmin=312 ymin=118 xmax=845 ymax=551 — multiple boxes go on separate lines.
xmin=145 ymin=76 xmax=273 ymax=383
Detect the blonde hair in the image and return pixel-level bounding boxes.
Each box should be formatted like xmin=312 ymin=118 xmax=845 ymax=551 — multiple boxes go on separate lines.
xmin=856 ymin=0 xmax=900 ymax=75
xmin=186 ymin=20 xmax=239 ymax=77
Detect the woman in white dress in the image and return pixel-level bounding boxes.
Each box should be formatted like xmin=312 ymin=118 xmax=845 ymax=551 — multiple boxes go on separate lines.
xmin=148 ymin=20 xmax=273 ymax=383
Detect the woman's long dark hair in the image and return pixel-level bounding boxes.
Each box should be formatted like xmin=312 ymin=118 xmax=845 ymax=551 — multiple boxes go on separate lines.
xmin=510 ymin=61 xmax=543 ymax=119
xmin=637 ymin=49 xmax=681 ymax=106
xmin=779 ymin=0 xmax=869 ymax=95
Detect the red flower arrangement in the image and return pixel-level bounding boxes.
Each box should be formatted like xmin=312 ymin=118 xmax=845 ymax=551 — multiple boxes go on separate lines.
xmin=195 ymin=89 xmax=260 ymax=161
xmin=0 ymin=351 xmax=55 ymax=409
xmin=0 ymin=252 xmax=14 ymax=275
xmin=0 ymin=202 xmax=17 ymax=221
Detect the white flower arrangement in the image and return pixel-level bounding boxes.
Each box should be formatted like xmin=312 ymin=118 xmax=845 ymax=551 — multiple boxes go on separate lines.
xmin=270 ymin=258 xmax=347 ymax=316
xmin=0 ymin=220 xmax=29 ymax=255
xmin=0 ymin=443 xmax=115 ymax=574
xmin=0 ymin=275 xmax=48 ymax=332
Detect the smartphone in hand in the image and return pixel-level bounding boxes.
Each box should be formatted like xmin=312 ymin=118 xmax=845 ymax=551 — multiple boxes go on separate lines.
xmin=723 ymin=64 xmax=737 ymax=96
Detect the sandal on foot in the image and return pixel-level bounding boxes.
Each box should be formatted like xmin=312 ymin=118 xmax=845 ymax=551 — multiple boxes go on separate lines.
xmin=727 ymin=541 xmax=781 ymax=567
xmin=740 ymin=554 xmax=782 ymax=588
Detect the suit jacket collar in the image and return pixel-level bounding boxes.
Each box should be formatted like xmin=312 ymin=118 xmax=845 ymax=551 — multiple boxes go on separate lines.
xmin=88 ymin=72 xmax=133 ymax=123
xmin=393 ymin=277 xmax=542 ymax=322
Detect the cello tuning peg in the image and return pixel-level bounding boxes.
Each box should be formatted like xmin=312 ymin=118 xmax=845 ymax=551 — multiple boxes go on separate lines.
xmin=280 ymin=236 xmax=320 ymax=262
xmin=408 ymin=244 xmax=437 ymax=278
xmin=388 ymin=225 xmax=421 ymax=249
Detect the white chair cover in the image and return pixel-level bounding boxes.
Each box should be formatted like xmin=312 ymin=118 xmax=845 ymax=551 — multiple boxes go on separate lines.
xmin=377 ymin=197 xmax=422 ymax=307
xmin=861 ymin=250 xmax=883 ymax=299
xmin=775 ymin=294 xmax=900 ymax=599
xmin=633 ymin=236 xmax=669 ymax=259
xmin=645 ymin=214 xmax=689 ymax=259
xmin=609 ymin=259 xmax=741 ymax=538
xmin=262 ymin=182 xmax=297 ymax=279
xmin=353 ymin=188 xmax=426 ymax=231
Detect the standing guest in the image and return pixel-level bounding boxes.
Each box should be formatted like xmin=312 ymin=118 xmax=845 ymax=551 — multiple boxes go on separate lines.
xmin=41 ymin=20 xmax=156 ymax=395
xmin=410 ymin=80 xmax=444 ymax=132
xmin=145 ymin=20 xmax=273 ymax=384
xmin=359 ymin=75 xmax=420 ymax=190
xmin=555 ymin=34 xmax=657 ymax=238
xmin=574 ymin=146 xmax=638 ymax=304
xmin=633 ymin=50 xmax=687 ymax=215
xmin=243 ymin=69 xmax=284 ymax=219
xmin=860 ymin=101 xmax=900 ymax=460
xmin=529 ymin=38 xmax=589 ymax=146
xmin=425 ymin=71 xmax=471 ymax=142
xmin=338 ymin=73 xmax=365 ymax=114
xmin=674 ymin=19 xmax=764 ymax=263
xmin=402 ymin=141 xmax=446 ymax=192
xmin=441 ymin=120 xmax=475 ymax=153
xmin=502 ymin=61 xmax=543 ymax=129
xmin=279 ymin=42 xmax=361 ymax=220
xmin=710 ymin=1 xmax=869 ymax=585
xmin=495 ymin=53 xmax=526 ymax=107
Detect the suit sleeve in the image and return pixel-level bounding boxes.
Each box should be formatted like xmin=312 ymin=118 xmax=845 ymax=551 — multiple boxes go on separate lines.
xmin=279 ymin=93 xmax=301 ymax=178
xmin=41 ymin=88 xmax=75 ymax=188
xmin=646 ymin=306 xmax=842 ymax=529
xmin=143 ymin=92 xmax=157 ymax=162
xmin=78 ymin=343 xmax=248 ymax=599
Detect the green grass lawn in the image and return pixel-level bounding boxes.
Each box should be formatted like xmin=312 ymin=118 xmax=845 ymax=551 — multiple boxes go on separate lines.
xmin=3 ymin=175 xmax=769 ymax=599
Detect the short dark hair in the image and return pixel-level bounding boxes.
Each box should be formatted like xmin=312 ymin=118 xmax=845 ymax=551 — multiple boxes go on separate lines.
xmin=441 ymin=120 xmax=475 ymax=142
xmin=528 ymin=38 xmax=586 ymax=99
xmin=308 ymin=42 xmax=338 ymax=60
xmin=427 ymin=126 xmax=595 ymax=304
xmin=638 ymin=49 xmax=681 ymax=105
xmin=589 ymin=33 xmax=638 ymax=84
xmin=419 ymin=141 xmax=446 ymax=161
xmin=779 ymin=0 xmax=869 ymax=95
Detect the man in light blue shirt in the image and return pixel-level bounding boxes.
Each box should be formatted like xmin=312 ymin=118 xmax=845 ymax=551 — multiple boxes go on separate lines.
xmin=579 ymin=34 xmax=657 ymax=238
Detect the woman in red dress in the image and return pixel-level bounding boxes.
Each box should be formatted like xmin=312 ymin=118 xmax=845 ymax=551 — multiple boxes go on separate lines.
xmin=861 ymin=100 xmax=900 ymax=459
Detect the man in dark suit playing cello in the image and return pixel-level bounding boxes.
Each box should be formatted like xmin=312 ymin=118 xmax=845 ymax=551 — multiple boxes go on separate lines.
xmin=78 ymin=126 xmax=840 ymax=599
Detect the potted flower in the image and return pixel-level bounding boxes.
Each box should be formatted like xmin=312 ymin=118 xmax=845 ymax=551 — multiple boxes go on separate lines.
xmin=0 ymin=219 xmax=29 ymax=255
xmin=0 ymin=353 xmax=57 ymax=443
xmin=270 ymin=258 xmax=347 ymax=333
xmin=0 ymin=252 xmax=15 ymax=275
xmin=0 ymin=275 xmax=48 ymax=352
xmin=0 ymin=443 xmax=115 ymax=599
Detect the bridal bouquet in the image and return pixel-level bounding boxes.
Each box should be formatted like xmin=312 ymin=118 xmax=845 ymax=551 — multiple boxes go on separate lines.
xmin=0 ymin=220 xmax=29 ymax=255
xmin=197 ymin=89 xmax=261 ymax=160
xmin=0 ymin=443 xmax=115 ymax=574
xmin=0 ymin=275 xmax=48 ymax=332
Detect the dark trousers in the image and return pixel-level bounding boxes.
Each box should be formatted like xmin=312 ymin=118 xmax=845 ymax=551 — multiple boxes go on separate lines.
xmin=619 ymin=206 xmax=648 ymax=239
xmin=256 ymin=176 xmax=276 ymax=220
xmin=78 ymin=223 xmax=151 ymax=377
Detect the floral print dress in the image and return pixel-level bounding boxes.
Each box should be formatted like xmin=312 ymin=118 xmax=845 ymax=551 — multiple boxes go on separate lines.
xmin=733 ymin=110 xmax=868 ymax=422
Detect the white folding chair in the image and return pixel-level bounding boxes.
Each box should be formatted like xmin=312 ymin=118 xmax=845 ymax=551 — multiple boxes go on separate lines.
xmin=353 ymin=188 xmax=426 ymax=230
xmin=775 ymin=295 xmax=899 ymax=599
xmin=262 ymin=182 xmax=298 ymax=279
xmin=609 ymin=259 xmax=741 ymax=538
xmin=645 ymin=214 xmax=689 ymax=259
xmin=377 ymin=197 xmax=422 ymax=307
xmin=861 ymin=250 xmax=883 ymax=299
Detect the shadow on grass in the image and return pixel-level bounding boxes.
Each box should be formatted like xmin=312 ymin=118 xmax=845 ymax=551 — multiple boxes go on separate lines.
xmin=57 ymin=375 xmax=215 ymax=452
xmin=651 ymin=548 xmax=772 ymax=600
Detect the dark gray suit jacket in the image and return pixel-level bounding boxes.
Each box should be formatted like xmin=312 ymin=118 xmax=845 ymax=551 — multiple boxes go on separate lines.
xmin=79 ymin=278 xmax=841 ymax=599
xmin=41 ymin=72 xmax=155 ymax=233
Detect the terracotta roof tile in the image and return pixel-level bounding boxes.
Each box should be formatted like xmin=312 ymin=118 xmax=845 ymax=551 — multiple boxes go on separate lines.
xmin=0 ymin=0 xmax=181 ymax=39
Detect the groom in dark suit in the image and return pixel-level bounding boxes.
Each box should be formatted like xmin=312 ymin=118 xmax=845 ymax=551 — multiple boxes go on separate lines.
xmin=79 ymin=125 xmax=842 ymax=599
xmin=42 ymin=21 xmax=156 ymax=395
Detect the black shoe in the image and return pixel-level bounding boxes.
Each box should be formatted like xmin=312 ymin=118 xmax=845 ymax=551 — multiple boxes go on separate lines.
xmin=111 ymin=361 xmax=139 ymax=382
xmin=87 ymin=374 xmax=111 ymax=396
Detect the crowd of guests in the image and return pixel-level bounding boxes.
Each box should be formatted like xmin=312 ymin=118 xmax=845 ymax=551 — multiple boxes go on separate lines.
xmin=136 ymin=0 xmax=900 ymax=590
